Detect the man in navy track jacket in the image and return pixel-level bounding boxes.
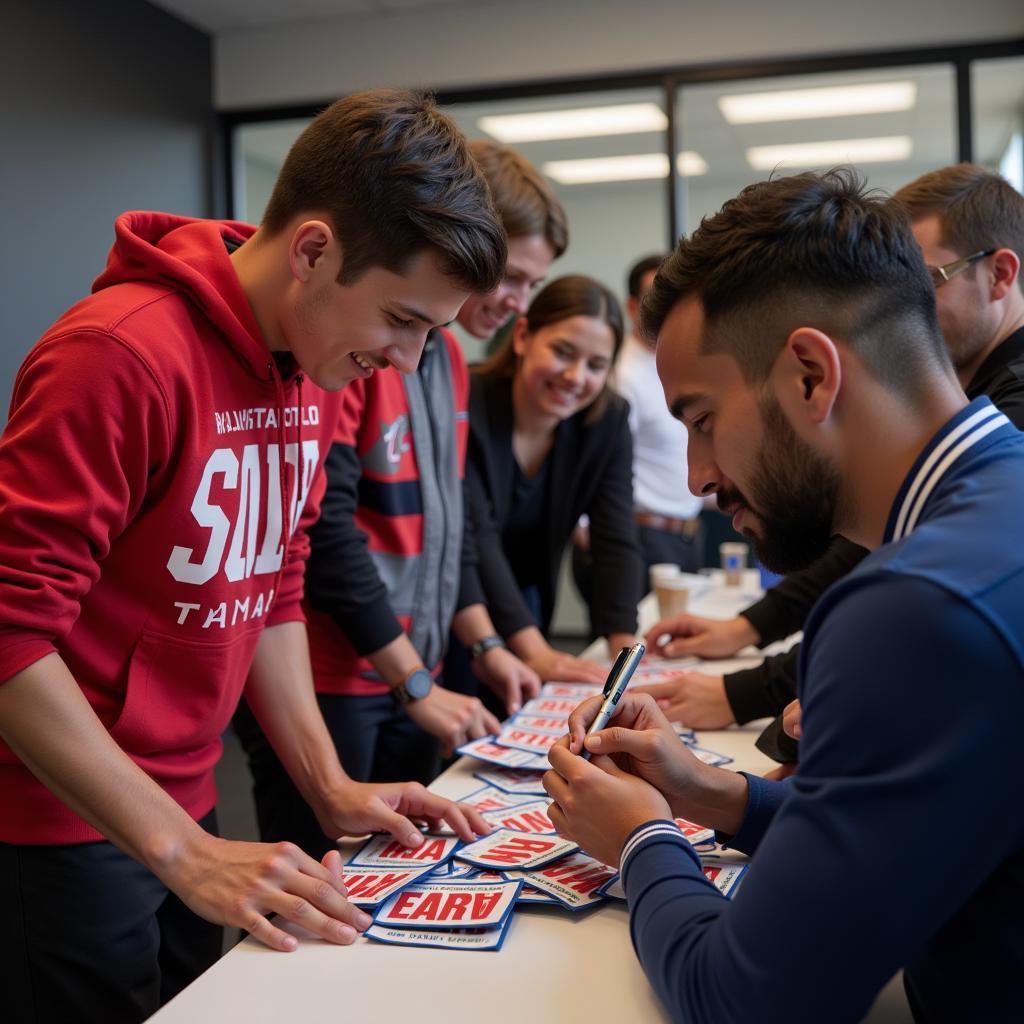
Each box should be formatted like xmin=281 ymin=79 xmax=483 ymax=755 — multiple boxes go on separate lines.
xmin=544 ymin=168 xmax=1024 ymax=1023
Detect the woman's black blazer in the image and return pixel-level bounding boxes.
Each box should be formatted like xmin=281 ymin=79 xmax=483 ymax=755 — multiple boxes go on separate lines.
xmin=464 ymin=372 xmax=642 ymax=639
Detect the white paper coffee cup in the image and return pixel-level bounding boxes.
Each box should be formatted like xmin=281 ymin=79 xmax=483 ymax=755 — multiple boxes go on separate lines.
xmin=719 ymin=542 xmax=749 ymax=586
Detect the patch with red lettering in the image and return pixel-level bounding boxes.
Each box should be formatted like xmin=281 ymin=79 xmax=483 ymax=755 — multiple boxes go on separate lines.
xmin=455 ymin=829 xmax=577 ymax=870
xmin=465 ymin=870 xmax=509 ymax=882
xmin=521 ymin=698 xmax=576 ymax=717
xmin=628 ymin=667 xmax=694 ymax=686
xmin=364 ymin=916 xmax=514 ymax=952
xmin=434 ymin=785 xmax=535 ymax=837
xmin=459 ymin=785 xmax=536 ymax=815
xmin=516 ymin=885 xmax=561 ymax=906
xmin=598 ymin=861 xmax=749 ymax=901
xmin=473 ymin=768 xmax=548 ymax=796
xmin=674 ymin=817 xmax=716 ymax=847
xmin=348 ymin=833 xmax=460 ymax=869
xmin=456 ymin=737 xmax=546 ymax=770
xmin=427 ymin=859 xmax=478 ymax=880
xmin=511 ymin=714 xmax=571 ymax=734
xmin=702 ymin=863 xmax=748 ymax=898
xmin=340 ymin=865 xmax=435 ymax=907
xmin=505 ymin=852 xmax=616 ymax=910
xmin=480 ymin=799 xmax=556 ymax=835
xmin=495 ymin=724 xmax=562 ymax=754
xmin=373 ymin=880 xmax=522 ymax=931
xmin=539 ymin=682 xmax=603 ymax=699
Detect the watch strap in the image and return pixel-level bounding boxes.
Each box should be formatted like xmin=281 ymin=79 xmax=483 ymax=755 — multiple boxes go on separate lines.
xmin=470 ymin=634 xmax=507 ymax=660
xmin=392 ymin=667 xmax=433 ymax=705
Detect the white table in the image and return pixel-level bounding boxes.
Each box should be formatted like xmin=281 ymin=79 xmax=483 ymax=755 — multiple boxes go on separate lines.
xmin=151 ymin=577 xmax=911 ymax=1023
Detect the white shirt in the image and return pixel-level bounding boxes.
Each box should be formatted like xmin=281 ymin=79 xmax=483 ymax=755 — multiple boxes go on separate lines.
xmin=612 ymin=333 xmax=703 ymax=520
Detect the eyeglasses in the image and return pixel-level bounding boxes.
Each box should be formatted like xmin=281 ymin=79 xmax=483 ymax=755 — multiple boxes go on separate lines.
xmin=927 ymin=249 xmax=995 ymax=288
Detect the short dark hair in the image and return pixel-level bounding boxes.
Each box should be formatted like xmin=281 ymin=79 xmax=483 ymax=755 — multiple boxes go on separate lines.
xmin=475 ymin=274 xmax=624 ymax=422
xmin=468 ymin=140 xmax=568 ymax=257
xmin=642 ymin=168 xmax=948 ymax=399
xmin=262 ymin=90 xmax=507 ymax=293
xmin=893 ymin=163 xmax=1024 ymax=296
xmin=627 ymin=254 xmax=666 ymax=301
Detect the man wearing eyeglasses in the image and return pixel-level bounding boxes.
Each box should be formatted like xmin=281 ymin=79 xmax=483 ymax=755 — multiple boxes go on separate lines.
xmin=632 ymin=162 xmax=1024 ymax=751
xmin=901 ymin=166 xmax=1024 ymax=422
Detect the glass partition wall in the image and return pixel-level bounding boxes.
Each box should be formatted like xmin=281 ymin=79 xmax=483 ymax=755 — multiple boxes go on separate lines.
xmin=228 ymin=43 xmax=1024 ymax=246
xmin=440 ymin=88 xmax=669 ymax=361
xmin=972 ymin=56 xmax=1024 ymax=191
xmin=224 ymin=41 xmax=1023 ymax=635
xmin=675 ymin=64 xmax=958 ymax=232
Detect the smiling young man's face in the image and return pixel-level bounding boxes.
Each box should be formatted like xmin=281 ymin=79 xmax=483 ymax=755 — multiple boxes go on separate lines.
xmin=457 ymin=233 xmax=556 ymax=340
xmin=277 ymin=224 xmax=470 ymax=392
xmin=656 ymin=294 xmax=841 ymax=573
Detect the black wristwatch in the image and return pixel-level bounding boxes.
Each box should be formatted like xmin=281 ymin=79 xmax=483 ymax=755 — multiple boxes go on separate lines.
xmin=392 ymin=667 xmax=434 ymax=705
xmin=470 ymin=634 xmax=506 ymax=660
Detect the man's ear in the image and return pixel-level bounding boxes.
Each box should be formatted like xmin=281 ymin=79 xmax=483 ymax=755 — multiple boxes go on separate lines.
xmin=288 ymin=220 xmax=336 ymax=283
xmin=989 ymin=247 xmax=1021 ymax=303
xmin=511 ymin=316 xmax=530 ymax=357
xmin=774 ymin=327 xmax=841 ymax=425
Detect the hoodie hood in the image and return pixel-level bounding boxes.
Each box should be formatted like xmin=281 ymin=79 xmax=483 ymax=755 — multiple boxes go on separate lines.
xmin=93 ymin=211 xmax=276 ymax=382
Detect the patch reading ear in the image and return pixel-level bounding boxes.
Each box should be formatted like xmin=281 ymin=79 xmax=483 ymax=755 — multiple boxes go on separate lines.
xmin=804 ymin=376 xmax=814 ymax=400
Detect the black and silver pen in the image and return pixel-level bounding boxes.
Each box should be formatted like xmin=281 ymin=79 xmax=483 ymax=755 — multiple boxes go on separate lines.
xmin=580 ymin=641 xmax=646 ymax=760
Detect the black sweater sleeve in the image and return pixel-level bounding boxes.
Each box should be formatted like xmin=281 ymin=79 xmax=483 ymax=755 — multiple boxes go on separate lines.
xmin=464 ymin=450 xmax=537 ymax=638
xmin=741 ymin=536 xmax=868 ymax=645
xmin=586 ymin=407 xmax=643 ymax=637
xmin=723 ymin=646 xmax=800 ymax=724
xmin=456 ymin=478 xmax=486 ymax=612
xmin=304 ymin=441 xmax=404 ymax=656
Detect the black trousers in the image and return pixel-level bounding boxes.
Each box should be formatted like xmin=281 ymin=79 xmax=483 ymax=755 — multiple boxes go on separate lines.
xmin=232 ymin=693 xmax=440 ymax=861
xmin=1 ymin=810 xmax=222 ymax=1024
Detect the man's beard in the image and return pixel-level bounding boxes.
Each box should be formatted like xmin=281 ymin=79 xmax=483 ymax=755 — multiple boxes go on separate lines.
xmin=718 ymin=396 xmax=841 ymax=574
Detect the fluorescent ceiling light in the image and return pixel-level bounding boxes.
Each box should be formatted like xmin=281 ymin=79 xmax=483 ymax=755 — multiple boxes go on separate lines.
xmin=746 ymin=136 xmax=913 ymax=171
xmin=720 ymin=82 xmax=917 ymax=124
xmin=543 ymin=152 xmax=708 ymax=185
xmin=676 ymin=151 xmax=709 ymax=177
xmin=478 ymin=103 xmax=667 ymax=143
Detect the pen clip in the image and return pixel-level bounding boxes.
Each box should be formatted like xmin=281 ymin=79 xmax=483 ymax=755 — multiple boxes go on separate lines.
xmin=602 ymin=646 xmax=631 ymax=697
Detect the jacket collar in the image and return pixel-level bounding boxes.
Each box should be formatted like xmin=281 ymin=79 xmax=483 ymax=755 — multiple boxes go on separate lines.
xmin=884 ymin=397 xmax=1013 ymax=543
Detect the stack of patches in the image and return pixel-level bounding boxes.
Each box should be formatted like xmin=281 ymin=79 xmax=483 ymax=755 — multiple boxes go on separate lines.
xmin=457 ymin=679 xmax=736 ymax=774
xmin=350 ymin=773 xmax=747 ymax=952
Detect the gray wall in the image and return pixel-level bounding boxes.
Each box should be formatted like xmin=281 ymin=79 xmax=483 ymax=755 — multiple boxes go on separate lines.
xmin=1 ymin=0 xmax=213 ymax=418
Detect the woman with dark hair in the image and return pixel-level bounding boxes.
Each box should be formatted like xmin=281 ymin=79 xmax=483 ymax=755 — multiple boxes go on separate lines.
xmin=464 ymin=275 xmax=643 ymax=686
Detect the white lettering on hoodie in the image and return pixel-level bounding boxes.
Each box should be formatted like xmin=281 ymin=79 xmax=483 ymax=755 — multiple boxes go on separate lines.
xmin=166 ymin=439 xmax=319 ymax=585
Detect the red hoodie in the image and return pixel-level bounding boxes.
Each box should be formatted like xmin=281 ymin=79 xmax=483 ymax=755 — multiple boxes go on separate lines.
xmin=0 ymin=212 xmax=341 ymax=844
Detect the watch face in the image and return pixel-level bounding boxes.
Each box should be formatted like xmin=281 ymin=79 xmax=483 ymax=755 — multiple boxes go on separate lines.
xmin=405 ymin=670 xmax=433 ymax=700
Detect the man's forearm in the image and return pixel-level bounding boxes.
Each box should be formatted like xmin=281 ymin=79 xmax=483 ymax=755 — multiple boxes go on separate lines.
xmin=450 ymin=604 xmax=498 ymax=648
xmin=0 ymin=652 xmax=208 ymax=880
xmin=607 ymin=631 xmax=638 ymax=656
xmin=506 ymin=624 xmax=548 ymax=662
xmin=670 ymin=763 xmax=750 ymax=836
xmin=363 ymin=632 xmax=428 ymax=688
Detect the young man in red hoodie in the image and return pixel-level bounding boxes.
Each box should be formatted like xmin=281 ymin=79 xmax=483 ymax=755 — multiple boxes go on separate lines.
xmin=0 ymin=90 xmax=506 ymax=1024
xmin=231 ymin=142 xmax=578 ymax=859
